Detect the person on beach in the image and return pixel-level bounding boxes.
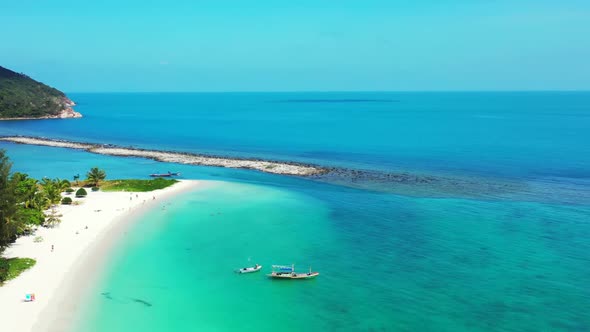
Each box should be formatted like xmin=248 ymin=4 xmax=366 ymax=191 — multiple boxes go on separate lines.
xmin=51 ymin=244 xmax=54 ymax=252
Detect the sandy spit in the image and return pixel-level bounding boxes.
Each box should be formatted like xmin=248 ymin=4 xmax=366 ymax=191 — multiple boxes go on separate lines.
xmin=0 ymin=180 xmax=205 ymax=332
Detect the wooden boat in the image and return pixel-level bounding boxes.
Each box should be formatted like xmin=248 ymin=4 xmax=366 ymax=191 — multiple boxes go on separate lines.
xmin=236 ymin=264 xmax=262 ymax=274
xmin=149 ymin=171 xmax=181 ymax=178
xmin=267 ymin=264 xmax=319 ymax=279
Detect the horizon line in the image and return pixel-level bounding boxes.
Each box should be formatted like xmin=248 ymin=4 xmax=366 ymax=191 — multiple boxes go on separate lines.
xmin=64 ymin=89 xmax=590 ymax=94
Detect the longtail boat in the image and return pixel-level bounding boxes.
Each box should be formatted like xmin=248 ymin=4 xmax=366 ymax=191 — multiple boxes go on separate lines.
xmin=267 ymin=264 xmax=319 ymax=279
xmin=149 ymin=171 xmax=181 ymax=177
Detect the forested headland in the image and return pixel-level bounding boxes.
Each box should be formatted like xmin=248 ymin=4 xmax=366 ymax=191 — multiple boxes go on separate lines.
xmin=0 ymin=66 xmax=80 ymax=119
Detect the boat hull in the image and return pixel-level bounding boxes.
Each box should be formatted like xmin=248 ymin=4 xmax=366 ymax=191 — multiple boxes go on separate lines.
xmin=267 ymin=272 xmax=319 ymax=279
xmin=237 ymin=266 xmax=262 ymax=274
xmin=149 ymin=172 xmax=181 ymax=177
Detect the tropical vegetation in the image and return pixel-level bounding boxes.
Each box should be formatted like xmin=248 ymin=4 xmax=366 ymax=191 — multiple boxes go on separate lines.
xmin=0 ymin=155 xmax=179 ymax=284
xmin=75 ymin=188 xmax=87 ymax=197
xmin=0 ymin=65 xmax=72 ymax=118
xmin=86 ymin=167 xmax=106 ymax=187
xmin=0 ymin=150 xmax=81 ymax=252
xmin=0 ymin=154 xmax=104 ymax=282
xmin=0 ymin=257 xmax=36 ymax=284
xmin=100 ymin=178 xmax=178 ymax=192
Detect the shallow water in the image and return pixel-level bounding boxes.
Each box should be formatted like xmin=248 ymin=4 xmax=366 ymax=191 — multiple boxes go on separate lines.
xmin=67 ymin=180 xmax=590 ymax=332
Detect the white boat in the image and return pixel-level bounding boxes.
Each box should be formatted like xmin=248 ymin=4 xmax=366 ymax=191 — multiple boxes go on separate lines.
xmin=267 ymin=264 xmax=319 ymax=279
xmin=236 ymin=264 xmax=262 ymax=274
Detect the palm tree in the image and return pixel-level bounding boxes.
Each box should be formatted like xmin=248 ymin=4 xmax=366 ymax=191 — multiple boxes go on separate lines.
xmin=86 ymin=167 xmax=106 ymax=187
xmin=32 ymin=192 xmax=49 ymax=210
xmin=44 ymin=206 xmax=62 ymax=228
xmin=40 ymin=180 xmax=61 ymax=207
xmin=56 ymin=178 xmax=71 ymax=193
xmin=11 ymin=173 xmax=38 ymax=209
xmin=40 ymin=177 xmax=52 ymax=188
xmin=22 ymin=178 xmax=39 ymax=209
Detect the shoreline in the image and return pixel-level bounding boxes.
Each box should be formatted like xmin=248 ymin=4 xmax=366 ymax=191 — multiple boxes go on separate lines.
xmin=0 ymin=180 xmax=204 ymax=332
xmin=0 ymin=116 xmax=81 ymax=121
xmin=0 ymin=103 xmax=82 ymax=121
xmin=0 ymin=136 xmax=327 ymax=176
xmin=0 ymin=113 xmax=82 ymax=121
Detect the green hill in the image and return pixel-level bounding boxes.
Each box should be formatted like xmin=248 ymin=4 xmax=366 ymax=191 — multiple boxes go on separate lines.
xmin=0 ymin=66 xmax=79 ymax=119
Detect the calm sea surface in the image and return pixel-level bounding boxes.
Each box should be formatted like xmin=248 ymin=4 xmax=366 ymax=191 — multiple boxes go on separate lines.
xmin=1 ymin=92 xmax=589 ymax=331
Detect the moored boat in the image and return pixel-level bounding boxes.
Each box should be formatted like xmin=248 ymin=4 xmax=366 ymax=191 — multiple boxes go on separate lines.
xmin=149 ymin=171 xmax=181 ymax=177
xmin=267 ymin=264 xmax=319 ymax=279
xmin=236 ymin=264 xmax=262 ymax=274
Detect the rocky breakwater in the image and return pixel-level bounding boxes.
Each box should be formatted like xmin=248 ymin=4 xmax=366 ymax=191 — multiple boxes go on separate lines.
xmin=0 ymin=136 xmax=327 ymax=176
xmin=0 ymin=136 xmax=531 ymax=200
xmin=89 ymin=147 xmax=325 ymax=176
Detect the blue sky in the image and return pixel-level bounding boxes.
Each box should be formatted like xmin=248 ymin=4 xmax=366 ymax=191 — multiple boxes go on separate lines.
xmin=0 ymin=0 xmax=589 ymax=92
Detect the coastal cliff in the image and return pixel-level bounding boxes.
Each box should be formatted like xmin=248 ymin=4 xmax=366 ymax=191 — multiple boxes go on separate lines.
xmin=0 ymin=66 xmax=81 ymax=120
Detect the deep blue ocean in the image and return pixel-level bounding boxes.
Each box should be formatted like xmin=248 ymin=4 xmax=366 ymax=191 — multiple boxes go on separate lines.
xmin=1 ymin=92 xmax=589 ymax=331
xmin=1 ymin=92 xmax=588 ymax=178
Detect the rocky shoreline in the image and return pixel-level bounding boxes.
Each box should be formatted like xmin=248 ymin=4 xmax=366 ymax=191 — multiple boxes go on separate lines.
xmin=0 ymin=97 xmax=81 ymax=121
xmin=55 ymin=97 xmax=82 ymax=119
xmin=0 ymin=136 xmax=328 ymax=176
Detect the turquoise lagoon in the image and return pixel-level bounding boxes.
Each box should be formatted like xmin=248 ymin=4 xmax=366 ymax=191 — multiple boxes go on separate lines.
xmin=1 ymin=92 xmax=589 ymax=331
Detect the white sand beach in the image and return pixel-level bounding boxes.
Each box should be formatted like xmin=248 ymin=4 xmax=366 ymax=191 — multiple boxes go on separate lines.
xmin=0 ymin=180 xmax=202 ymax=332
